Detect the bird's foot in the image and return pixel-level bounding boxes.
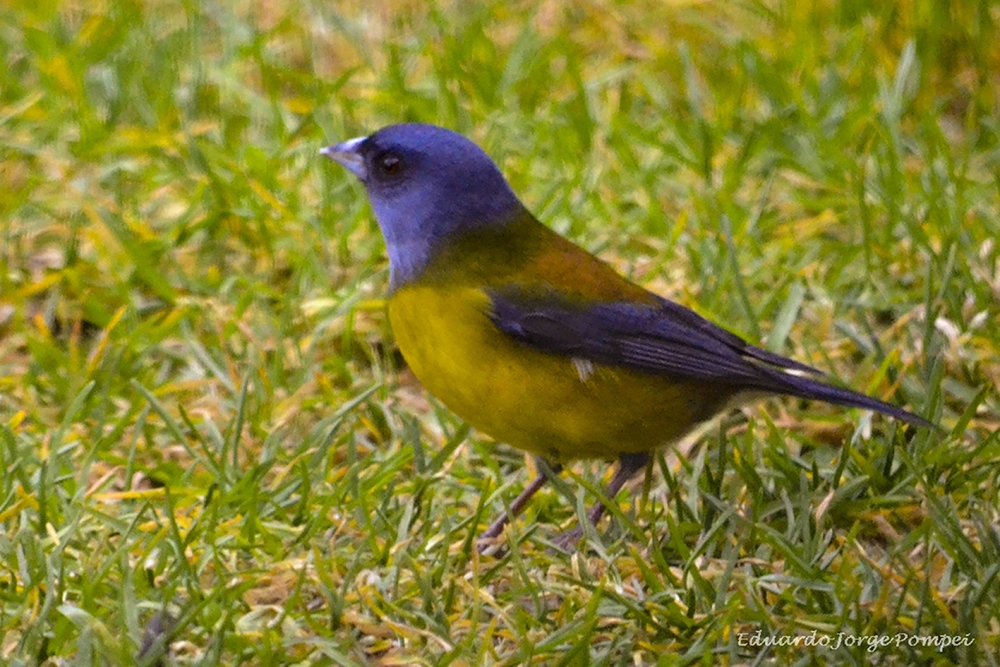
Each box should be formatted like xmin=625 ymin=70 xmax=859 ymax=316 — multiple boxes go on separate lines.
xmin=476 ymin=533 xmax=509 ymax=558
xmin=551 ymin=524 xmax=585 ymax=553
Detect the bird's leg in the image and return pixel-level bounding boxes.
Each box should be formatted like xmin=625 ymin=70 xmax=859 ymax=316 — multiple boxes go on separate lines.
xmin=478 ymin=459 xmax=562 ymax=545
xmin=555 ymin=451 xmax=650 ymax=550
xmin=586 ymin=451 xmax=650 ymax=526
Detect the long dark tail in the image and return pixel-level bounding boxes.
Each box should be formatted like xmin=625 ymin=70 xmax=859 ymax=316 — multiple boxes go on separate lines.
xmin=762 ymin=369 xmax=934 ymax=429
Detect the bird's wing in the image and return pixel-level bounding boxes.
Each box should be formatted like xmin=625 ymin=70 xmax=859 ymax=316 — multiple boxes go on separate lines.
xmin=487 ymin=287 xmax=819 ymax=385
xmin=486 ymin=287 xmax=933 ymax=428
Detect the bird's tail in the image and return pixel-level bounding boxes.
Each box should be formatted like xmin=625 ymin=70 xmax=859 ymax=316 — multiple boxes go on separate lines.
xmin=763 ymin=370 xmax=934 ymax=429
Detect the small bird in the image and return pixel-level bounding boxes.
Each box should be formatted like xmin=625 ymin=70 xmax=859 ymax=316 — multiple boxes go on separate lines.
xmin=321 ymin=123 xmax=931 ymax=548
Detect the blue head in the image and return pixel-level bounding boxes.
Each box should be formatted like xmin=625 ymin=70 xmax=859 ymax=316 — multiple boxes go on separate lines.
xmin=322 ymin=123 xmax=525 ymax=288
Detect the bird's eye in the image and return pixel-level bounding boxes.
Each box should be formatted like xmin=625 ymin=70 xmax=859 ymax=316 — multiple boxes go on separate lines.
xmin=377 ymin=153 xmax=401 ymax=175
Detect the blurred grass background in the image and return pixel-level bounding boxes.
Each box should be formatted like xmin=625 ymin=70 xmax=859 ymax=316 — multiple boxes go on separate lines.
xmin=2 ymin=0 xmax=999 ymax=664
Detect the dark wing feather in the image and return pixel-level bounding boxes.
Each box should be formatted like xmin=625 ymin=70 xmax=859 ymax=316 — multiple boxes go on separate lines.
xmin=651 ymin=297 xmax=824 ymax=376
xmin=487 ymin=289 xmax=932 ymax=428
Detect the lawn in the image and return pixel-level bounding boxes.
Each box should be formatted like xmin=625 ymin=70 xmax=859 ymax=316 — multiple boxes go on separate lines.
xmin=1 ymin=0 xmax=999 ymax=664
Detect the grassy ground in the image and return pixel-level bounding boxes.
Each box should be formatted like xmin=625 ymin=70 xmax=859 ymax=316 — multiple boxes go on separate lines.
xmin=2 ymin=0 xmax=999 ymax=664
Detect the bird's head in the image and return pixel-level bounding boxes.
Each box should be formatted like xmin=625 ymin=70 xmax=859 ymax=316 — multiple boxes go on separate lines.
xmin=322 ymin=123 xmax=524 ymax=288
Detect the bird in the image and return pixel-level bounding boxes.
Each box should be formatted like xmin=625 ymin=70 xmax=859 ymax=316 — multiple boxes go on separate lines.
xmin=321 ymin=122 xmax=932 ymax=549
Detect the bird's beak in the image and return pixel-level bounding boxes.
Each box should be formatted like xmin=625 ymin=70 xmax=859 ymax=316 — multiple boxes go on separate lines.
xmin=320 ymin=136 xmax=368 ymax=180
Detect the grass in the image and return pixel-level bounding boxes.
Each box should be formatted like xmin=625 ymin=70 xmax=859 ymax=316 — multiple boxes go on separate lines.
xmin=1 ymin=0 xmax=999 ymax=664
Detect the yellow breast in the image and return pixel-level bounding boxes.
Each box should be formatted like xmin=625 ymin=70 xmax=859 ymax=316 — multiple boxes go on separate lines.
xmin=388 ymin=284 xmax=726 ymax=462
